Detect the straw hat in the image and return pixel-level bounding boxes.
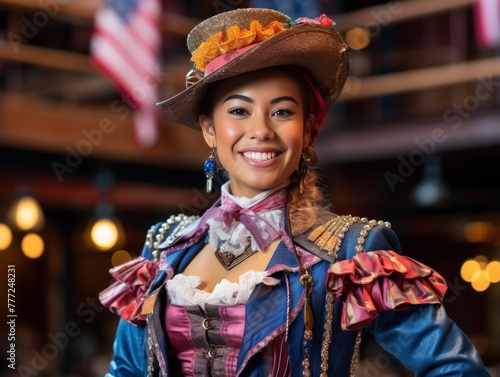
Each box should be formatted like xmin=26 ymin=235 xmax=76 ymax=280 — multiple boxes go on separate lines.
xmin=157 ymin=8 xmax=349 ymax=130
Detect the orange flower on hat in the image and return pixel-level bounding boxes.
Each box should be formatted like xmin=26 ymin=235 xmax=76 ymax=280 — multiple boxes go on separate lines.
xmin=219 ymin=24 xmax=256 ymax=53
xmin=191 ymin=32 xmax=223 ymax=72
xmin=191 ymin=20 xmax=286 ymax=72
xmin=253 ymin=20 xmax=286 ymax=41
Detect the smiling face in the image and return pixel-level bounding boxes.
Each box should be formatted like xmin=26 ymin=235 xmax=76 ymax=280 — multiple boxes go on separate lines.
xmin=199 ymin=68 xmax=312 ymax=198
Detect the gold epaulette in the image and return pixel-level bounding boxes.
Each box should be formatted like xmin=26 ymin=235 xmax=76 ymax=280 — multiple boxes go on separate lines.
xmin=307 ymin=215 xmax=391 ymax=259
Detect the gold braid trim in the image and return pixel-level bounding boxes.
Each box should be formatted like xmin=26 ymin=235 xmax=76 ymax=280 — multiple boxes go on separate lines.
xmin=307 ymin=215 xmax=392 ymax=258
xmin=310 ymin=215 xmax=391 ymax=376
xmin=320 ymin=291 xmax=335 ymax=377
xmin=144 ymin=214 xmax=199 ymax=377
xmin=349 ymin=329 xmax=363 ymax=376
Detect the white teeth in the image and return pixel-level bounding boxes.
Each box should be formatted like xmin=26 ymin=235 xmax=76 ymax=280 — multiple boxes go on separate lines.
xmin=242 ymin=152 xmax=277 ymax=161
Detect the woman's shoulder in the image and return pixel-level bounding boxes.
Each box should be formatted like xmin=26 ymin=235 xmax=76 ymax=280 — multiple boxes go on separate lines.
xmin=98 ymin=213 xmax=201 ymax=325
xmin=294 ymin=208 xmax=401 ymax=263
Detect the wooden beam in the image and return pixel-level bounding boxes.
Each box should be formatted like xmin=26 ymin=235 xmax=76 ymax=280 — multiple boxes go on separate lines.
xmin=316 ymin=113 xmax=500 ymax=163
xmin=0 ymin=0 xmax=99 ymax=20
xmin=0 ymin=92 xmax=209 ymax=169
xmin=0 ymin=40 xmax=190 ymax=89
xmin=0 ymin=40 xmax=95 ymax=73
xmin=160 ymin=13 xmax=201 ymax=36
xmin=0 ymin=0 xmax=201 ymax=36
xmin=1 ymin=0 xmax=477 ymax=39
xmin=0 ymin=173 xmax=203 ymax=212
xmin=333 ymin=0 xmax=474 ymax=32
xmin=340 ymin=57 xmax=500 ymax=101
xmin=0 ymin=0 xmax=474 ymax=36
xmin=6 ymin=41 xmax=500 ymax=102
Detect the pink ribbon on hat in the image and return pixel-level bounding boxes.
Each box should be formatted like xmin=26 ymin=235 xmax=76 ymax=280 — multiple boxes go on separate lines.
xmin=205 ymin=44 xmax=256 ymax=75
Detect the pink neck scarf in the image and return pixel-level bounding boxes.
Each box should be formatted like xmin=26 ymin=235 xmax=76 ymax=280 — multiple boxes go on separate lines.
xmin=198 ymin=182 xmax=288 ymax=254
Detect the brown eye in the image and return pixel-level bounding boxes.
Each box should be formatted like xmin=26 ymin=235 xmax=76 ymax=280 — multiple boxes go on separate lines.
xmin=228 ymin=107 xmax=248 ymax=116
xmin=273 ymin=108 xmax=295 ymax=117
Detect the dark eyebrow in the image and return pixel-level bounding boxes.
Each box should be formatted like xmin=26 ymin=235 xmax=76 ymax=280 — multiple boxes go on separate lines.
xmin=223 ymin=94 xmax=253 ymax=103
xmin=270 ymin=96 xmax=298 ymax=105
xmin=222 ymin=94 xmax=299 ymax=105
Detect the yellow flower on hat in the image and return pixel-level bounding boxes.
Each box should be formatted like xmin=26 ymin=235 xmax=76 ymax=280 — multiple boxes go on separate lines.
xmin=191 ymin=20 xmax=286 ymax=72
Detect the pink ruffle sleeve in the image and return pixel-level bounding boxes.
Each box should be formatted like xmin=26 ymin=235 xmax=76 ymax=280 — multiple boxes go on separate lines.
xmin=326 ymin=250 xmax=447 ymax=330
xmin=99 ymin=256 xmax=158 ymax=326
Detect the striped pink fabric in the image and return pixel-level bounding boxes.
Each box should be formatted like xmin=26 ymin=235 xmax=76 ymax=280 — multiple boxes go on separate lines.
xmin=99 ymin=256 xmax=158 ymax=325
xmin=327 ymin=250 xmax=447 ymax=330
xmin=474 ymin=0 xmax=500 ymax=49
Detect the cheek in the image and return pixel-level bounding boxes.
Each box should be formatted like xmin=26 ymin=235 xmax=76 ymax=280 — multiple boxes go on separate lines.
xmin=213 ymin=125 xmax=239 ymax=169
xmin=215 ymin=131 xmax=236 ymax=156
xmin=222 ymin=127 xmax=240 ymax=142
xmin=288 ymin=129 xmax=307 ymax=166
xmin=287 ymin=128 xmax=306 ymax=151
xmin=214 ymin=120 xmax=241 ymax=149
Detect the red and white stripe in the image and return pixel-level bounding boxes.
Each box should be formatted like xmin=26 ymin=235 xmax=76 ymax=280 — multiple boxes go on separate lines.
xmin=474 ymin=0 xmax=500 ymax=49
xmin=91 ymin=0 xmax=162 ymax=147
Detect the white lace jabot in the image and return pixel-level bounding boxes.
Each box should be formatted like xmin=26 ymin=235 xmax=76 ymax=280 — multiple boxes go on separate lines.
xmin=166 ymin=270 xmax=280 ymax=306
xmin=206 ymin=181 xmax=287 ymax=256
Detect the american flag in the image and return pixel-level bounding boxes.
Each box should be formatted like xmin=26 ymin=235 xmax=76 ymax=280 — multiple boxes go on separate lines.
xmin=91 ymin=0 xmax=162 ymax=147
xmin=474 ymin=0 xmax=500 ymax=49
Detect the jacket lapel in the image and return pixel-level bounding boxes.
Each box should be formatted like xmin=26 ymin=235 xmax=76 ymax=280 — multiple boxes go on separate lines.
xmin=236 ymin=242 xmax=306 ymax=374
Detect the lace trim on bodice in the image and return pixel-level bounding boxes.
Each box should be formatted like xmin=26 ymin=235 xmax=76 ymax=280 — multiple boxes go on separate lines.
xmin=166 ymin=270 xmax=280 ymax=306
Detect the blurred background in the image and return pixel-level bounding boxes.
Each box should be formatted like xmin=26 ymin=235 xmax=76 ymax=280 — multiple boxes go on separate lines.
xmin=1 ymin=0 xmax=500 ymax=376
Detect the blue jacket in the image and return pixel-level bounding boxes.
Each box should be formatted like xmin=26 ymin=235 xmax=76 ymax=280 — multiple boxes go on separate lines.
xmin=104 ymin=212 xmax=490 ymax=377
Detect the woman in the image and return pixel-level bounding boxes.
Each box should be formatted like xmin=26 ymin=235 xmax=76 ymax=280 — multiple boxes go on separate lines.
xmin=100 ymin=8 xmax=490 ymax=377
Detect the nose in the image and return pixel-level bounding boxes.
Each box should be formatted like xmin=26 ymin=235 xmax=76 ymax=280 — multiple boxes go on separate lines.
xmin=248 ymin=114 xmax=274 ymax=141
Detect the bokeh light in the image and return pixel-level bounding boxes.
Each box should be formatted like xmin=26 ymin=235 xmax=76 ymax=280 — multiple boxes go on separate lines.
xmin=486 ymin=260 xmax=500 ymax=283
xmin=471 ymin=270 xmax=490 ymax=292
xmin=461 ymin=259 xmax=481 ymax=282
xmin=91 ymin=218 xmax=119 ymax=251
xmin=21 ymin=233 xmax=44 ymax=259
xmin=9 ymin=196 xmax=45 ymax=231
xmin=0 ymin=223 xmax=13 ymax=250
xmin=461 ymin=255 xmax=500 ymax=291
xmin=345 ymin=27 xmax=371 ymax=50
xmin=111 ymin=249 xmax=132 ymax=266
xmin=463 ymin=221 xmax=495 ymax=243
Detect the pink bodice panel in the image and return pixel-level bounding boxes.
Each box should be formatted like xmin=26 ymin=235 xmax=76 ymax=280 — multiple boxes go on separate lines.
xmin=165 ymin=303 xmax=246 ymax=377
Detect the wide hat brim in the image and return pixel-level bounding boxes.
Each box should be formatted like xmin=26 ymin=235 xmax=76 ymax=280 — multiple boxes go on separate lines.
xmin=157 ymin=13 xmax=349 ymax=130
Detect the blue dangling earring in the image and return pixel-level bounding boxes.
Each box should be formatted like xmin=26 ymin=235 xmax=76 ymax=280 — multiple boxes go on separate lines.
xmin=204 ymin=146 xmax=216 ymax=193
